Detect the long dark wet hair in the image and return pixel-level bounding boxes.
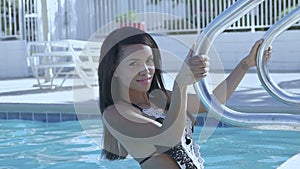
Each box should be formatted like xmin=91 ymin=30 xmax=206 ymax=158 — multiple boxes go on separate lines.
xmin=98 ymin=27 xmax=170 ymax=160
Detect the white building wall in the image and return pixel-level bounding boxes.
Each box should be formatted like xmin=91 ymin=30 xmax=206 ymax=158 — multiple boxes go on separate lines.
xmin=0 ymin=40 xmax=28 ymax=78
xmin=166 ymin=30 xmax=300 ymax=72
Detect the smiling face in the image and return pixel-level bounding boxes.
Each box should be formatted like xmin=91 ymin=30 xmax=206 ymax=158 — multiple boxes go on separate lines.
xmin=114 ymin=44 xmax=155 ymax=93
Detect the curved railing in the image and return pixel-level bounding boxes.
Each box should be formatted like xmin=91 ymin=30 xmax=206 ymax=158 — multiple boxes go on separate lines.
xmin=256 ymin=6 xmax=300 ymax=106
xmin=193 ymin=0 xmax=300 ymax=130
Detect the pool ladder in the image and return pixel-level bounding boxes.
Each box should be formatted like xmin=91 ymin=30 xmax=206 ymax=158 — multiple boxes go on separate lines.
xmin=193 ymin=0 xmax=300 ymax=130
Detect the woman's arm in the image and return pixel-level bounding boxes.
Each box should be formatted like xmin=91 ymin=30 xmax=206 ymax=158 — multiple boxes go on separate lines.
xmin=187 ymin=39 xmax=272 ymax=114
xmin=160 ymin=45 xmax=209 ymax=145
xmin=213 ymin=39 xmax=271 ymax=103
xmin=103 ymin=83 xmax=188 ymax=147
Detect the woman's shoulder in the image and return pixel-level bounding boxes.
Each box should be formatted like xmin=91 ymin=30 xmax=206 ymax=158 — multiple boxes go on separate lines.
xmin=102 ymin=103 xmax=137 ymax=132
xmin=103 ymin=102 xmax=147 ymax=124
xmin=102 ymin=103 xmax=162 ymax=137
xmin=103 ymin=103 xmax=132 ymax=118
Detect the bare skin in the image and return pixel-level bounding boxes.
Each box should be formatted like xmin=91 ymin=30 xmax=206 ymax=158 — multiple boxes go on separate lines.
xmin=103 ymin=40 xmax=271 ymax=169
xmin=186 ymin=39 xmax=272 ymax=114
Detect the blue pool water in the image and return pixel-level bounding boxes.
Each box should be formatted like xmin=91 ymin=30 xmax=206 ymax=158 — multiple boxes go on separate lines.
xmin=1 ymin=119 xmax=300 ymax=169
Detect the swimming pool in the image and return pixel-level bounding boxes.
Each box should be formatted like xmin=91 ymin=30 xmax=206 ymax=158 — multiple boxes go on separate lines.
xmin=1 ymin=119 xmax=299 ymax=169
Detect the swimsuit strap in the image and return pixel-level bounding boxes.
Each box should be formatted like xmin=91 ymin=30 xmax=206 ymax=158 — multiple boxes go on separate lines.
xmin=139 ymin=151 xmax=158 ymax=165
xmin=131 ymin=103 xmax=144 ymax=112
xmin=131 ymin=103 xmax=165 ymax=124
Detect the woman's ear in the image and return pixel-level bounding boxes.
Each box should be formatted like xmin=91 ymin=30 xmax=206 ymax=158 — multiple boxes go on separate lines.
xmin=113 ymin=71 xmax=118 ymax=77
xmin=113 ymin=67 xmax=118 ymax=77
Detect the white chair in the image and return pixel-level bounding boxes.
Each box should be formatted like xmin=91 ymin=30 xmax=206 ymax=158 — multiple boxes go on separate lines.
xmin=71 ymin=40 xmax=102 ymax=88
xmin=27 ymin=40 xmax=76 ymax=89
xmin=27 ymin=40 xmax=102 ymax=89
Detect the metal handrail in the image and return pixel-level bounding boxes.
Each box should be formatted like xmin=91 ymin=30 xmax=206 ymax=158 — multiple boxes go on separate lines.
xmin=193 ymin=0 xmax=300 ymax=130
xmin=257 ymin=6 xmax=300 ymax=106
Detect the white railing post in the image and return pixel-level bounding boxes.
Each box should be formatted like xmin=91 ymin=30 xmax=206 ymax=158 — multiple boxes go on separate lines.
xmin=0 ymin=0 xmax=2 ymax=37
xmin=18 ymin=0 xmax=24 ymax=39
xmin=196 ymin=0 xmax=200 ymax=33
xmin=3 ymin=0 xmax=7 ymax=36
xmin=251 ymin=9 xmax=255 ymax=32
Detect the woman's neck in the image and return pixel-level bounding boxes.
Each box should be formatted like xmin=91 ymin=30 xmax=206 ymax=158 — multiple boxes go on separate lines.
xmin=118 ymin=87 xmax=150 ymax=106
xmin=129 ymin=89 xmax=150 ymax=106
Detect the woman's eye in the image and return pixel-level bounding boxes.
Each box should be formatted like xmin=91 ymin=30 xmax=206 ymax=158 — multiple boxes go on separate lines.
xmin=129 ymin=62 xmax=138 ymax=66
xmin=146 ymin=58 xmax=154 ymax=65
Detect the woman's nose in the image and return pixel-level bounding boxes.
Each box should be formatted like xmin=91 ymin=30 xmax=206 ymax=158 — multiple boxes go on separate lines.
xmin=139 ymin=63 xmax=151 ymax=75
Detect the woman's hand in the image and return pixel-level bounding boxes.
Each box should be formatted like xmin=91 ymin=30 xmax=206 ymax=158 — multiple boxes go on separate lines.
xmin=176 ymin=45 xmax=209 ymax=87
xmin=242 ymin=39 xmax=272 ymax=69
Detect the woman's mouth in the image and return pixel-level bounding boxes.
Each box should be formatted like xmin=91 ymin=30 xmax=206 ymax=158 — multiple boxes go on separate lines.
xmin=137 ymin=77 xmax=152 ymax=85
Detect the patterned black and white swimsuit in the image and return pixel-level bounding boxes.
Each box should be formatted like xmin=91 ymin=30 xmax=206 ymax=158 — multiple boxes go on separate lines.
xmin=133 ymin=104 xmax=204 ymax=169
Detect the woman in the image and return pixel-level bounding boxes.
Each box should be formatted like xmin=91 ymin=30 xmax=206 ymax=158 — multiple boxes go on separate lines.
xmin=98 ymin=27 xmax=271 ymax=169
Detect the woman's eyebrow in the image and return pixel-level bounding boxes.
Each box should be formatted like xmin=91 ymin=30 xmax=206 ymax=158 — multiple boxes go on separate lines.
xmin=125 ymin=58 xmax=140 ymax=63
xmin=125 ymin=55 xmax=153 ymax=63
xmin=147 ymin=55 xmax=154 ymax=59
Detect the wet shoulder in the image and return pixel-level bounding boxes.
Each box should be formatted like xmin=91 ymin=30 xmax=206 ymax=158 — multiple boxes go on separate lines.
xmin=103 ymin=103 xmax=144 ymax=124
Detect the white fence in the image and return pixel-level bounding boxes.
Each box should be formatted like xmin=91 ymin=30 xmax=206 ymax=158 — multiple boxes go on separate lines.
xmin=0 ymin=0 xmax=22 ymax=39
xmin=0 ymin=0 xmax=300 ymax=41
xmin=103 ymin=0 xmax=300 ymax=33
xmin=0 ymin=0 xmax=38 ymax=41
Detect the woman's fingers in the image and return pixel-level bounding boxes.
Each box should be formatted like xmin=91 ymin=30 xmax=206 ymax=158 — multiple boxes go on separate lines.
xmin=250 ymin=39 xmax=263 ymax=56
xmin=253 ymin=39 xmax=264 ymax=51
xmin=194 ymin=72 xmax=208 ymax=79
xmin=187 ymin=44 xmax=196 ymax=58
xmin=189 ymin=55 xmax=209 ymax=65
xmin=264 ymin=46 xmax=272 ymax=62
xmin=178 ymin=46 xmax=209 ymax=86
xmin=187 ymin=55 xmax=209 ymax=80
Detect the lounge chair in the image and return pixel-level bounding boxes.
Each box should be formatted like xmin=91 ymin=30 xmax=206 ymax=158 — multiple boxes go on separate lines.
xmin=27 ymin=40 xmax=102 ymax=89
xmin=27 ymin=40 xmax=76 ymax=89
xmin=72 ymin=40 xmax=102 ymax=88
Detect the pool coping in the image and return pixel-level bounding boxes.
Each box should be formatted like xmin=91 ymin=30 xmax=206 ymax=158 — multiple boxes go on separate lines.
xmin=0 ymin=102 xmax=75 ymax=113
xmin=0 ymin=102 xmax=102 ymax=123
xmin=0 ymin=72 xmax=299 ymax=124
xmin=0 ymin=101 xmax=299 ymax=127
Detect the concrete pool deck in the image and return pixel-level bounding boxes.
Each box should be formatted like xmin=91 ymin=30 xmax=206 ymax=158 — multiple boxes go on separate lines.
xmin=0 ymin=72 xmax=299 ymax=114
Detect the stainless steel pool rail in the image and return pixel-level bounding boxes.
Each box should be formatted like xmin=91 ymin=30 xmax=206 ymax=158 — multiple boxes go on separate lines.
xmin=257 ymin=6 xmax=300 ymax=106
xmin=193 ymin=0 xmax=300 ymax=130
